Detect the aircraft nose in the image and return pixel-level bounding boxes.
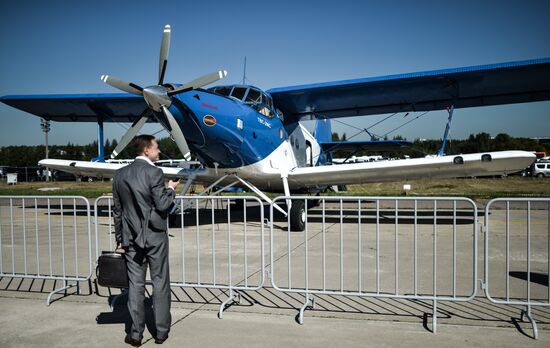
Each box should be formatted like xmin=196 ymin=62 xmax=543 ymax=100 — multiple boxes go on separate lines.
xmin=143 ymin=85 xmax=171 ymax=112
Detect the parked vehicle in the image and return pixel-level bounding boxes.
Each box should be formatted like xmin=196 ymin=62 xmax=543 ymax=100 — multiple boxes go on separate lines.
xmin=532 ymin=160 xmax=550 ymax=178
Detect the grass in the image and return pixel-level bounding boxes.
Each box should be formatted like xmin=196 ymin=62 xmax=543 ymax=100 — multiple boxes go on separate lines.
xmin=340 ymin=177 xmax=550 ymax=199
xmin=0 ymin=176 xmax=549 ymax=200
xmin=0 ymin=181 xmax=114 ymax=198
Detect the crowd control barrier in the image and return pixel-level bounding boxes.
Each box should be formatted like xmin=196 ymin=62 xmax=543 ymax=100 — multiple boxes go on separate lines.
xmin=270 ymin=196 xmax=478 ymax=332
xmin=1 ymin=193 xmax=549 ymax=339
xmin=483 ymin=198 xmax=550 ymax=339
xmin=0 ymin=196 xmax=93 ymax=305
xmin=94 ymin=195 xmax=265 ymax=318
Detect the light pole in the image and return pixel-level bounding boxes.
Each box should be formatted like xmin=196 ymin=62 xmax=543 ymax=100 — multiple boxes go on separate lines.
xmin=40 ymin=118 xmax=51 ymax=181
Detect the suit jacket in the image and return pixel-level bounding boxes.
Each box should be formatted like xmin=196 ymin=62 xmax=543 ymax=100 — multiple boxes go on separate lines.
xmin=113 ymin=158 xmax=175 ymax=248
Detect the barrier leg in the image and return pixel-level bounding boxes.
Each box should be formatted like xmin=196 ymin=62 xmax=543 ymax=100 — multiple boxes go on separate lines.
xmin=432 ymin=299 xmax=437 ymax=334
xmin=521 ymin=305 xmax=538 ymax=339
xmin=298 ymin=293 xmax=314 ymax=325
xmin=218 ymin=288 xmax=240 ymax=319
xmin=47 ymin=280 xmax=78 ymax=306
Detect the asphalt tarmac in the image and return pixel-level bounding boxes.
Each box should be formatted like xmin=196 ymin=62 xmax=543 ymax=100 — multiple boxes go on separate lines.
xmin=0 ymin=197 xmax=549 ymax=347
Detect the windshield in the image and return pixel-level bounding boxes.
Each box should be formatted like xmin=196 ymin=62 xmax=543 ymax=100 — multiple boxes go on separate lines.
xmin=245 ymin=88 xmax=261 ymax=103
xmin=211 ymin=86 xmax=232 ymax=96
xmin=230 ymin=87 xmax=247 ymax=100
xmin=209 ymin=85 xmax=278 ymax=118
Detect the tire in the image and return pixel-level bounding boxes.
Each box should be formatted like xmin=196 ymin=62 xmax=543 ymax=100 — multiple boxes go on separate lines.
xmin=289 ymin=200 xmax=306 ymax=232
xmin=537 ymin=173 xmax=545 ymax=178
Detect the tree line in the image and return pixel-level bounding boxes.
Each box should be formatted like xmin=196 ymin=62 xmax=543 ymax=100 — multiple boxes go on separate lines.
xmin=331 ymin=132 xmax=548 ymax=158
xmin=0 ymin=133 xmax=547 ymax=167
xmin=0 ymin=137 xmax=182 ymax=167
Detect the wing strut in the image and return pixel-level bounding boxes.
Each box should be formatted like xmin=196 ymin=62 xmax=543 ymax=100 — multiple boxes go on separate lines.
xmin=91 ymin=119 xmax=105 ymax=162
xmin=438 ymin=105 xmax=455 ymax=157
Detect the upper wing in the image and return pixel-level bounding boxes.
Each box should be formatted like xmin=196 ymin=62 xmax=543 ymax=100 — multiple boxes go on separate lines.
xmin=0 ymin=93 xmax=148 ymax=122
xmin=286 ymin=151 xmax=535 ymax=187
xmin=268 ymin=58 xmax=550 ymax=123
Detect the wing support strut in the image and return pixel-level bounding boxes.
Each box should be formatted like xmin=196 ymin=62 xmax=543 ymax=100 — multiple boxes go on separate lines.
xmin=438 ymin=105 xmax=455 ymax=157
xmin=91 ymin=118 xmax=105 ymax=162
xmin=281 ymin=173 xmax=292 ymax=211
xmin=172 ymin=173 xmax=288 ymax=217
xmin=234 ymin=176 xmax=287 ymax=216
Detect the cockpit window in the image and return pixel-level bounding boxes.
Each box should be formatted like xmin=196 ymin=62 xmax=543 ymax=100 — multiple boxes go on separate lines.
xmin=245 ymin=88 xmax=261 ymax=103
xmin=210 ymin=85 xmax=278 ymax=119
xmin=263 ymin=93 xmax=273 ymax=109
xmin=230 ymin=87 xmax=247 ymax=101
xmin=213 ymin=86 xmax=232 ymax=96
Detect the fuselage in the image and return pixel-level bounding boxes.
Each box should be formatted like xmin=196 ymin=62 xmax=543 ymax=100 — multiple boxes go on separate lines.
xmin=167 ymin=84 xmax=321 ymax=172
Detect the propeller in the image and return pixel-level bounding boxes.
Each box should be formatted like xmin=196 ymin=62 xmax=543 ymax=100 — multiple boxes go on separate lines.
xmin=110 ymin=110 xmax=151 ymax=159
xmin=158 ymin=25 xmax=171 ymax=85
xmin=102 ymin=24 xmax=228 ymax=159
xmin=162 ymin=105 xmax=190 ymax=157
xmin=100 ymin=75 xmax=143 ymax=96
xmin=168 ymin=70 xmax=227 ymax=96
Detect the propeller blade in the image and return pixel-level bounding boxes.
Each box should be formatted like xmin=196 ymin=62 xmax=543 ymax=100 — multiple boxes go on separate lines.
xmin=110 ymin=109 xmax=152 ymax=159
xmin=158 ymin=24 xmax=171 ymax=85
xmin=168 ymin=70 xmax=228 ymax=96
xmin=101 ymin=75 xmax=143 ymax=95
xmin=161 ymin=105 xmax=190 ymax=157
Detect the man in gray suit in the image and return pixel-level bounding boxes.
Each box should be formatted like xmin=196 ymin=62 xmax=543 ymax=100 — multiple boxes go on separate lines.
xmin=113 ymin=135 xmax=179 ymax=347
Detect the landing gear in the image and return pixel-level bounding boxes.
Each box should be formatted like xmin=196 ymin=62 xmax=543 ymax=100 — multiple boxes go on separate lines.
xmin=289 ymin=200 xmax=306 ymax=231
xmin=171 ymin=172 xmax=309 ymax=231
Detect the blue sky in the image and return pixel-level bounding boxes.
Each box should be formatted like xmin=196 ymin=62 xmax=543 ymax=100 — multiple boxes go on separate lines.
xmin=1 ymin=0 xmax=549 ymax=147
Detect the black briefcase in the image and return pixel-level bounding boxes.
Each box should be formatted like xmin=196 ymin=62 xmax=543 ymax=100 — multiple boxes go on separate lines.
xmin=96 ymin=251 xmax=129 ymax=288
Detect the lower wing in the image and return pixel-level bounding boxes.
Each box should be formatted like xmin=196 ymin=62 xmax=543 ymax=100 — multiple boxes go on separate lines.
xmin=38 ymin=159 xmax=213 ymax=183
xmin=39 ymin=150 xmax=534 ymax=190
xmin=286 ymin=151 xmax=535 ymax=187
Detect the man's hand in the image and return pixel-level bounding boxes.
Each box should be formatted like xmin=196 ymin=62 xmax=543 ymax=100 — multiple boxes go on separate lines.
xmin=168 ymin=179 xmax=180 ymax=190
xmin=115 ymin=243 xmax=125 ymax=253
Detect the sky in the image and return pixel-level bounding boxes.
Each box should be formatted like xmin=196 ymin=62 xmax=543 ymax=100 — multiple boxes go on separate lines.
xmin=0 ymin=0 xmax=549 ymax=148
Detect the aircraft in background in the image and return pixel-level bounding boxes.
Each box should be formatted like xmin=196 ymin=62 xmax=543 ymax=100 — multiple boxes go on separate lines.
xmin=2 ymin=24 xmax=548 ymax=230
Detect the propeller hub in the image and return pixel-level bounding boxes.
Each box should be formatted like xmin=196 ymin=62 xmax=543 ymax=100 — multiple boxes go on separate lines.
xmin=143 ymin=85 xmax=171 ymax=112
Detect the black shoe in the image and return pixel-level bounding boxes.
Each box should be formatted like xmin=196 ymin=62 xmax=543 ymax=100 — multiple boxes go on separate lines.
xmin=155 ymin=335 xmax=168 ymax=344
xmin=124 ymin=335 xmax=142 ymax=347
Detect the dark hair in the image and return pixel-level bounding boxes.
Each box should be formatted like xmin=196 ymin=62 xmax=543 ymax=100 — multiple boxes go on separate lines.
xmin=133 ymin=135 xmax=156 ymax=156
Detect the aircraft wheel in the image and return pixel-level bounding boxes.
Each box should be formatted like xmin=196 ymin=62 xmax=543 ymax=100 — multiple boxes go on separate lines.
xmin=289 ymin=200 xmax=306 ymax=232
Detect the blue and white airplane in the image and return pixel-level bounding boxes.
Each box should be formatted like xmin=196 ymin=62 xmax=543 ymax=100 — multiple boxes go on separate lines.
xmin=2 ymin=24 xmax=548 ymax=229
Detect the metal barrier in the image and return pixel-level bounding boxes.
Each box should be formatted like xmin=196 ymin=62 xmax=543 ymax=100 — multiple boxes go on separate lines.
xmin=94 ymin=195 xmax=265 ymax=318
xmin=0 ymin=196 xmax=93 ymax=305
xmin=2 ymin=193 xmax=550 ymax=338
xmin=94 ymin=196 xmax=116 ymax=260
xmin=483 ymin=198 xmax=550 ymax=339
xmin=270 ymin=196 xmax=478 ymax=331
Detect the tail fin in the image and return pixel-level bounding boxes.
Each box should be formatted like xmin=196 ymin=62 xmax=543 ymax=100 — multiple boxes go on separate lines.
xmin=314 ymin=118 xmax=332 ymax=143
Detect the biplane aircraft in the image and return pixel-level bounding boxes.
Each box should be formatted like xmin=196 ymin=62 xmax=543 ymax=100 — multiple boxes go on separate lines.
xmin=2 ymin=24 xmax=549 ymax=230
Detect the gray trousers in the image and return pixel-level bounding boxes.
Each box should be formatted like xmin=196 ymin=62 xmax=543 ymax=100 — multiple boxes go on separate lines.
xmin=125 ymin=232 xmax=171 ymax=340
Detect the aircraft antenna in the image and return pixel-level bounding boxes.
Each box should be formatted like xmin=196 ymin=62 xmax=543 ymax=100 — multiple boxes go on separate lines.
xmin=242 ymin=56 xmax=247 ymax=85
